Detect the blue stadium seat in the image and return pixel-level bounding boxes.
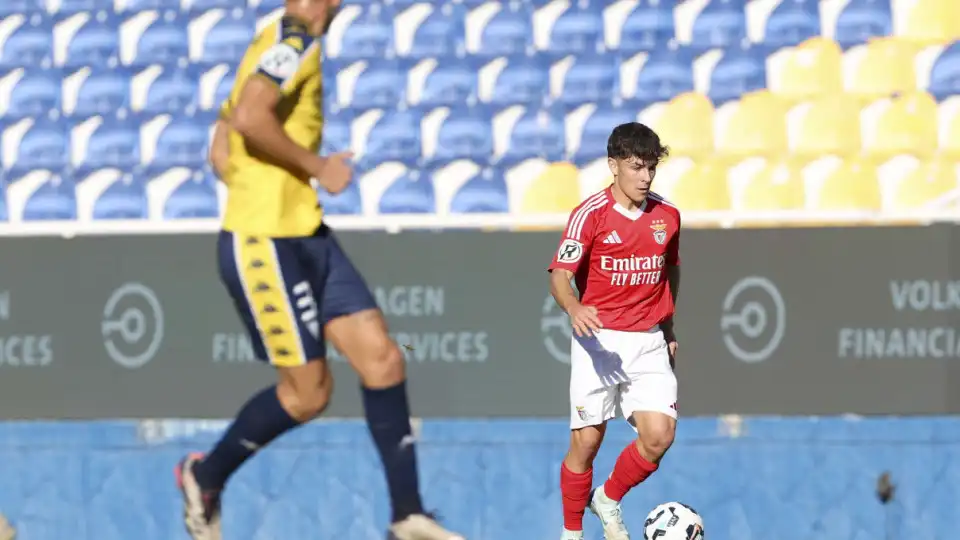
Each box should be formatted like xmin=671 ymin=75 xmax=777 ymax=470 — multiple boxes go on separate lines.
xmin=92 ymin=173 xmax=147 ymax=220
xmin=318 ymin=179 xmax=362 ymax=215
xmin=627 ymin=47 xmax=695 ymax=102
xmin=449 ymin=166 xmax=508 ymax=213
xmin=361 ymin=110 xmax=421 ymax=167
xmin=59 ymin=0 xmax=115 ymax=16
xmin=472 ymin=3 xmax=532 ymax=57
xmin=197 ymin=10 xmax=255 ymax=64
xmin=185 ymin=0 xmax=247 ymax=11
xmin=0 ymin=0 xmax=45 ymax=17
xmin=6 ymin=118 xmax=68 ymax=170
xmin=618 ymin=0 xmax=676 ymax=53
xmin=74 ymin=116 xmax=140 ymax=169
xmin=60 ymin=12 xmax=120 ymax=68
xmin=335 ymin=59 xmax=405 ymax=110
xmin=404 ymin=3 xmax=466 ymax=58
xmin=412 ymin=57 xmax=478 ymax=108
xmin=481 ymin=55 xmax=547 ymax=106
xmin=542 ymin=2 xmax=604 ymax=55
xmin=334 ymin=4 xmax=395 ymax=60
xmin=163 ymin=168 xmax=219 ymax=218
xmin=322 ymin=111 xmax=352 ymax=155
xmin=551 ymin=53 xmax=618 ymax=106
xmin=569 ymin=104 xmax=636 ymax=166
xmin=21 ymin=171 xmax=76 ymax=221
xmin=498 ymin=106 xmax=564 ymax=165
xmin=0 ymin=15 xmax=53 ymax=69
xmin=149 ymin=113 xmax=213 ymax=168
xmin=210 ymin=65 xmax=234 ymax=110
xmin=691 ymin=0 xmax=747 ymax=49
xmin=125 ymin=0 xmax=182 ymax=10
xmin=707 ymin=44 xmax=769 ymax=105
xmin=137 ymin=66 xmax=200 ymax=113
xmin=764 ymin=0 xmax=821 ymax=48
xmin=378 ymin=170 xmax=436 ymax=214
xmin=1 ymin=69 xmax=62 ymax=119
xmin=129 ymin=12 xmax=189 ymax=66
xmin=0 ymin=175 xmax=7 ymax=221
xmin=834 ymin=0 xmax=892 ymax=49
xmin=68 ymin=67 xmax=131 ymax=116
xmin=428 ymin=106 xmax=492 ymax=165
xmin=929 ymin=41 xmax=960 ymax=101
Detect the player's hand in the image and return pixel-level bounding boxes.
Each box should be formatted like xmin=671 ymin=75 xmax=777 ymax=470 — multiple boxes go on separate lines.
xmin=316 ymin=151 xmax=354 ymax=195
xmin=667 ymin=339 xmax=678 ymax=369
xmin=567 ymin=304 xmax=602 ymax=337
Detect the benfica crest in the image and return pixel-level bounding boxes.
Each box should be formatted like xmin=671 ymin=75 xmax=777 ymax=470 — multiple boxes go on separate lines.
xmin=650 ymin=219 xmax=668 ymax=245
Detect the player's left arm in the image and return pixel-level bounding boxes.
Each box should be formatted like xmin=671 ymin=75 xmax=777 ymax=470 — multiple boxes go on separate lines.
xmin=208 ymin=117 xmax=230 ymax=179
xmin=662 ymin=216 xmax=681 ymax=353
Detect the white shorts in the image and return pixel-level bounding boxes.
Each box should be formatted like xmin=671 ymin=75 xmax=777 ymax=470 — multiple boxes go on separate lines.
xmin=569 ymin=326 xmax=678 ymax=430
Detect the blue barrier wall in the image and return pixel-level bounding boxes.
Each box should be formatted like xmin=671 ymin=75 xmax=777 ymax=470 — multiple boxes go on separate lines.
xmin=1 ymin=417 xmax=957 ymax=540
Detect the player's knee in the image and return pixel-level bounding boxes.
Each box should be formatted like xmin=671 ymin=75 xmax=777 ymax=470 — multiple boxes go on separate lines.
xmin=567 ymin=426 xmax=604 ymax=466
xmin=277 ymin=361 xmax=333 ymax=421
xmin=358 ymin=341 xmax=406 ymax=387
xmin=638 ymin=422 xmax=675 ymax=460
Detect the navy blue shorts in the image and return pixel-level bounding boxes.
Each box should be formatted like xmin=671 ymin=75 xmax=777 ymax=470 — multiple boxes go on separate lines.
xmin=217 ymin=224 xmax=378 ymax=367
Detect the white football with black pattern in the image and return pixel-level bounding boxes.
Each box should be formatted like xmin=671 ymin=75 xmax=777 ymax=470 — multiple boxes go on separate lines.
xmin=643 ymin=501 xmax=704 ymax=540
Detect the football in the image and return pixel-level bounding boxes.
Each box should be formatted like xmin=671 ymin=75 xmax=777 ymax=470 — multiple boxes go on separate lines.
xmin=643 ymin=501 xmax=704 ymax=540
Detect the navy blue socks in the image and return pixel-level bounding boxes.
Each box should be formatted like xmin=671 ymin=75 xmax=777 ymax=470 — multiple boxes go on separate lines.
xmin=194 ymin=385 xmax=299 ymax=491
xmin=362 ymin=381 xmax=425 ymax=522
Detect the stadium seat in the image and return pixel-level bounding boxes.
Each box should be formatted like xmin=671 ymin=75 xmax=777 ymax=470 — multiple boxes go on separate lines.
xmin=638 ymin=92 xmax=715 ymax=158
xmin=126 ymin=0 xmax=183 ymax=10
xmin=518 ymin=161 xmax=580 ymax=213
xmin=193 ymin=9 xmax=255 ymax=64
xmin=318 ymin=176 xmax=362 ymax=215
xmin=356 ymin=110 xmax=421 ymax=167
xmin=0 ymin=0 xmax=45 ymax=17
xmin=144 ymin=113 xmax=212 ymax=168
xmin=536 ymin=1 xmax=604 ymax=55
xmin=324 ymin=3 xmax=395 ymax=60
xmin=64 ymin=67 xmax=132 ymax=116
xmin=0 ymin=175 xmax=7 ymax=221
xmin=395 ymin=2 xmax=466 ymax=58
xmin=162 ymin=169 xmax=218 ymax=219
xmin=332 ymin=59 xmax=405 ymax=110
xmin=653 ymin=155 xmax=731 ymax=212
xmin=14 ymin=170 xmax=77 ymax=221
xmin=409 ymin=57 xmax=478 ymax=108
xmin=755 ymin=0 xmax=821 ymax=48
xmin=832 ymin=0 xmax=893 ymax=49
xmin=803 ymin=155 xmax=881 ymax=211
xmin=728 ymin=156 xmax=805 ymax=211
xmin=786 ymin=94 xmax=861 ymax=157
xmin=860 ymin=91 xmax=938 ymax=158
xmin=465 ymin=2 xmax=533 ymax=57
xmin=72 ymin=115 xmax=140 ymax=169
xmin=925 ymin=40 xmax=960 ymax=101
xmin=879 ymin=154 xmax=960 ymax=209
xmin=567 ymin=102 xmax=636 ymax=167
xmin=57 ymin=12 xmax=121 ymax=68
xmin=495 ymin=106 xmax=565 ymax=166
xmin=680 ymin=0 xmax=747 ymax=49
xmin=0 ymin=14 xmax=54 ymax=69
xmin=478 ymin=55 xmax=548 ymax=106
xmin=59 ymin=0 xmax=116 ymax=14
xmin=892 ymin=0 xmax=960 ymax=44
xmin=704 ymin=43 xmax=769 ymax=105
xmin=623 ymin=46 xmax=695 ymax=102
xmin=133 ymin=65 xmax=200 ymax=113
xmin=766 ymin=37 xmax=843 ymax=100
xmin=607 ymin=0 xmax=676 ymax=53
xmin=3 ymin=117 xmax=69 ymax=170
xmin=321 ymin=111 xmax=351 ymax=155
xmin=0 ymin=68 xmax=62 ymax=118
xmin=378 ymin=170 xmax=437 ymax=214
xmin=124 ymin=11 xmax=189 ymax=66
xmin=715 ymin=90 xmax=788 ymax=158
xmin=939 ymin=97 xmax=960 ymax=157
xmin=356 ymin=161 xmax=408 ymax=214
xmin=185 ymin=0 xmax=248 ymax=11
xmin=445 ymin=164 xmax=509 ymax=214
xmin=423 ymin=106 xmax=493 ymax=166
xmin=87 ymin=171 xmax=148 ymax=220
xmin=550 ymin=53 xmax=618 ymax=107
xmin=842 ymin=37 xmax=918 ymax=99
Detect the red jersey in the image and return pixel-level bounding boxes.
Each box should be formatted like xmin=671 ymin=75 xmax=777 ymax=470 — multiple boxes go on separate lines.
xmin=547 ymin=187 xmax=681 ymax=332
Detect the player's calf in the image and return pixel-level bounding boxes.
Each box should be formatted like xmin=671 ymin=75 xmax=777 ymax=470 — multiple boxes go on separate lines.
xmin=276 ymin=360 xmax=334 ymax=421
xmin=561 ymin=424 xmax=605 ymax=535
xmin=603 ymin=411 xmax=676 ymax=504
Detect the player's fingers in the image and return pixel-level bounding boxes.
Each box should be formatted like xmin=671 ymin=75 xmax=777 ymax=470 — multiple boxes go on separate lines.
xmin=585 ymin=311 xmax=603 ymax=329
xmin=571 ymin=322 xmax=584 ymax=337
xmin=335 ymin=151 xmax=355 ymax=161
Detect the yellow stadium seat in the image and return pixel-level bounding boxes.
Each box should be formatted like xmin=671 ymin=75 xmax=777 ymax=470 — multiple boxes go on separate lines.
xmin=520 ymin=162 xmax=582 ymax=213
xmin=786 ymin=94 xmax=861 ymax=157
xmin=893 ymin=0 xmax=960 ymax=44
xmin=639 ymin=92 xmax=714 ymax=157
xmin=727 ymin=157 xmax=805 ymax=211
xmin=861 ymin=91 xmax=938 ymax=158
xmin=767 ymin=37 xmax=843 ymax=100
xmin=652 ymin=156 xmax=730 ymax=211
xmin=939 ymin=97 xmax=960 ymax=157
xmin=879 ymin=155 xmax=960 ymax=209
xmin=714 ymin=90 xmax=789 ymax=158
xmin=842 ymin=37 xmax=918 ymax=99
xmin=803 ymin=155 xmax=882 ymax=211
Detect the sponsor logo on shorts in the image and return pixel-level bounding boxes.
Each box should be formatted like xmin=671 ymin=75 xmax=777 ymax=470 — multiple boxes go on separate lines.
xmin=720 ymin=276 xmax=786 ymax=363
xmin=576 ymin=406 xmax=589 ymax=421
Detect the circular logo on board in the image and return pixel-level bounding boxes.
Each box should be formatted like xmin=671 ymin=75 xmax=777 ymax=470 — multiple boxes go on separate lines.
xmin=102 ymin=283 xmax=164 ymax=369
xmin=720 ymin=276 xmax=785 ymax=363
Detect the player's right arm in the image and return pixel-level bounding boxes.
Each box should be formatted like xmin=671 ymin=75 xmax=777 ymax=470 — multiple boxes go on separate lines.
xmin=548 ymin=204 xmax=603 ymax=337
xmin=208 ymin=118 xmax=230 ymax=179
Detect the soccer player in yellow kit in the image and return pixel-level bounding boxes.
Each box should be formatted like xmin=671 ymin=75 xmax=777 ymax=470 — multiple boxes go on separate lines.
xmin=174 ymin=2 xmax=464 ymax=539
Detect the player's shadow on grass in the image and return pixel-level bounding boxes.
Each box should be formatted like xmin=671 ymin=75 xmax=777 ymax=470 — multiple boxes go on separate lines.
xmin=575 ymin=333 xmax=629 ymax=387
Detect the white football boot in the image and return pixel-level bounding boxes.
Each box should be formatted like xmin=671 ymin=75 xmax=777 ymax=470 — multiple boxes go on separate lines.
xmin=588 ymin=487 xmax=631 ymax=540
xmin=175 ymin=453 xmax=222 ymax=540
xmin=561 ymin=528 xmax=585 ymax=540
xmin=0 ymin=513 xmax=15 ymax=540
xmin=388 ymin=513 xmax=466 ymax=540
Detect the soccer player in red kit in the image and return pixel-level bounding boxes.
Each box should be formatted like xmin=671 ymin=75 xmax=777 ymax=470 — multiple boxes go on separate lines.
xmin=548 ymin=123 xmax=681 ymax=540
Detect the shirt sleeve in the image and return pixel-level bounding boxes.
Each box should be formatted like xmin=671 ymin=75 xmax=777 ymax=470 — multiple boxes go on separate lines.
xmin=666 ymin=214 xmax=681 ymax=266
xmin=255 ymin=21 xmax=314 ymax=96
xmin=548 ymin=205 xmax=598 ymax=274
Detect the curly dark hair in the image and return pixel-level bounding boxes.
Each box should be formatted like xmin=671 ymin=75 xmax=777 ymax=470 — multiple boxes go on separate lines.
xmin=606 ymin=122 xmax=669 ymax=164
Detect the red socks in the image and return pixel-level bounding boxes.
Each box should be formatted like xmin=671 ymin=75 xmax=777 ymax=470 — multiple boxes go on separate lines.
xmin=603 ymin=442 xmax=658 ymax=502
xmin=560 ymin=463 xmax=593 ymax=531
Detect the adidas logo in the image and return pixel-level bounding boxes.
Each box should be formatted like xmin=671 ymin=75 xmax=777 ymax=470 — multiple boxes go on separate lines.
xmin=602 ymin=231 xmax=623 ymax=244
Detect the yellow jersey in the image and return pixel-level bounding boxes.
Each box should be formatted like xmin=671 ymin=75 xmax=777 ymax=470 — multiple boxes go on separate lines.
xmin=219 ymin=14 xmax=325 ymax=237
